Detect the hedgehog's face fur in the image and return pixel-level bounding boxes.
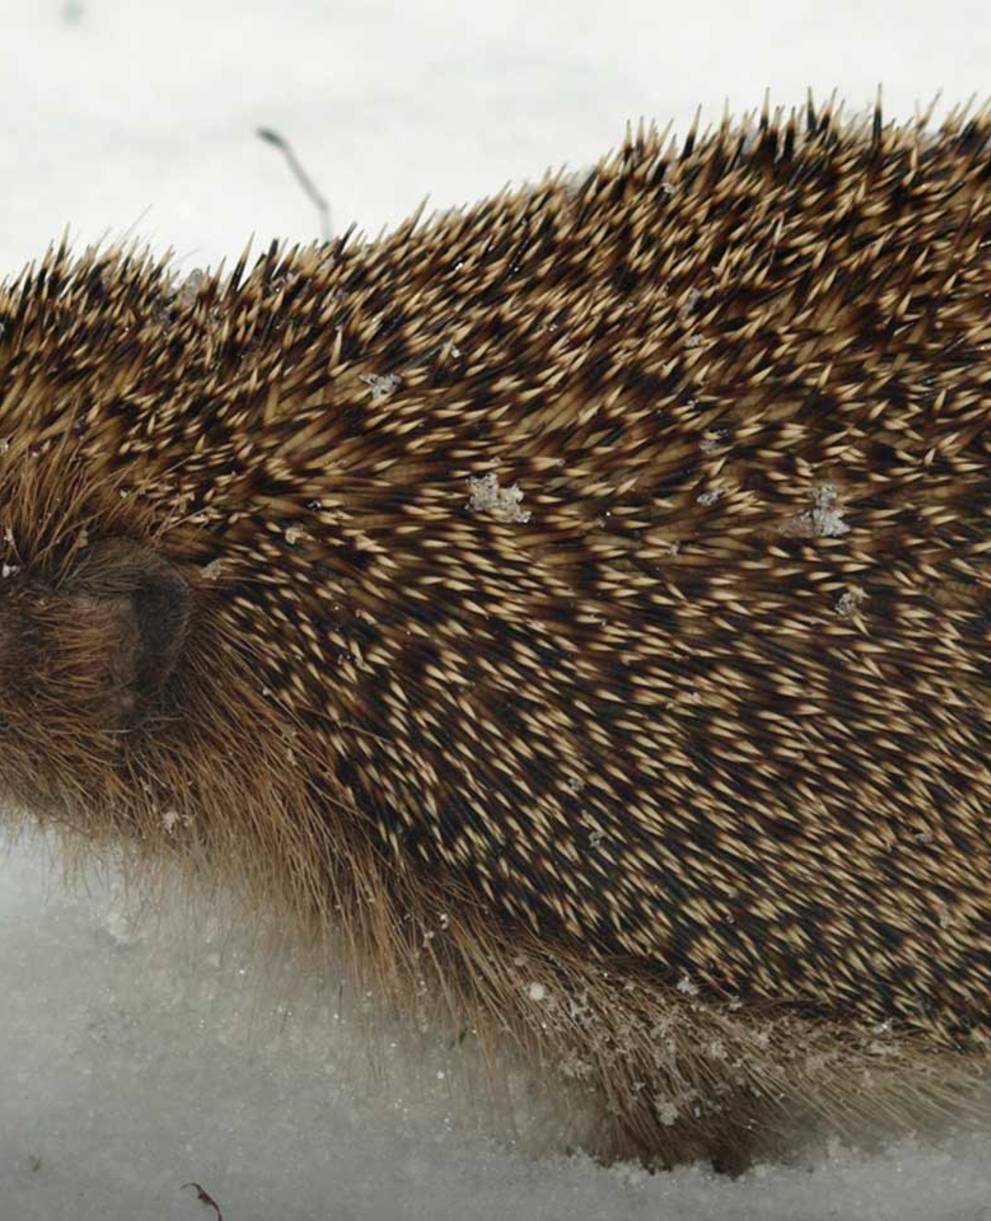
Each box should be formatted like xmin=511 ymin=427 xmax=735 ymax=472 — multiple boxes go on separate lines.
xmin=0 ymin=494 xmax=339 ymax=938
xmin=1 ymin=539 xmax=189 ymax=727
xmin=0 ymin=538 xmax=191 ymax=810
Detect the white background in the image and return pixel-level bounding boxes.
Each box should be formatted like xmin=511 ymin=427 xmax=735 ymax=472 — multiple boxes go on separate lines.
xmin=3 ymin=2 xmax=991 ymax=1218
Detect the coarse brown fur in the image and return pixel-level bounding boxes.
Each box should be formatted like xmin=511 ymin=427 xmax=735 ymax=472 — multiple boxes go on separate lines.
xmin=1 ymin=94 xmax=991 ymax=1171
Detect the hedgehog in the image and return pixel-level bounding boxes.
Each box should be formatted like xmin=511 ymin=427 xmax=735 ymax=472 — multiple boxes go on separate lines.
xmin=1 ymin=94 xmax=990 ymax=1173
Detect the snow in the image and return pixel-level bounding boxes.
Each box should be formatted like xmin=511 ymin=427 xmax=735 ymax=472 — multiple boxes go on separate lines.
xmin=5 ymin=837 xmax=991 ymax=1221
xmin=3 ymin=1 xmax=991 ymax=1217
xmin=782 ymin=485 xmax=852 ymax=539
xmin=467 ymin=472 xmax=532 ymax=523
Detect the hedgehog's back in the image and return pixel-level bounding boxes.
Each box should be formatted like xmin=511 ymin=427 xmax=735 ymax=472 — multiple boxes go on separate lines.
xmin=242 ymin=108 xmax=990 ymax=1052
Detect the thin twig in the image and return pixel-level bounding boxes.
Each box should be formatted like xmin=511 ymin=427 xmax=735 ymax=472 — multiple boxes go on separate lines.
xmin=257 ymin=127 xmax=332 ymax=240
xmin=181 ymin=1182 xmax=224 ymax=1221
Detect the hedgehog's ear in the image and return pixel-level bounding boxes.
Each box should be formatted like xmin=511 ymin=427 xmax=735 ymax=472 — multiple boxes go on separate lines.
xmin=66 ymin=538 xmax=191 ymax=704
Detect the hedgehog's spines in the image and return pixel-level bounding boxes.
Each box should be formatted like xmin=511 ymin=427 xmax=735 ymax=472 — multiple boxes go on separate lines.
xmin=804 ymin=87 xmax=816 ymax=136
xmin=680 ymin=104 xmax=702 ymax=159
xmin=872 ymin=83 xmax=884 ymax=148
xmin=1 ymin=99 xmax=991 ymax=1169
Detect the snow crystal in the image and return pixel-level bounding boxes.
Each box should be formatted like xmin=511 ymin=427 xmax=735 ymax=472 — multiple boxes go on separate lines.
xmin=678 ymin=288 xmax=701 ymax=321
xmin=200 ymin=558 xmax=226 ymax=582
xmin=359 ymin=372 xmax=402 ymax=403
xmin=835 ymin=587 xmax=866 ymax=616
xmin=467 ymin=472 xmax=531 ymax=524
xmin=781 ymin=484 xmax=851 ymax=539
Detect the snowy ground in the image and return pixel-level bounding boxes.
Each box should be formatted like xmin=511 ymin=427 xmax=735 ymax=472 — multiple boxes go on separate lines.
xmin=3 ymin=1 xmax=991 ymax=1218
xmin=5 ymin=837 xmax=991 ymax=1221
